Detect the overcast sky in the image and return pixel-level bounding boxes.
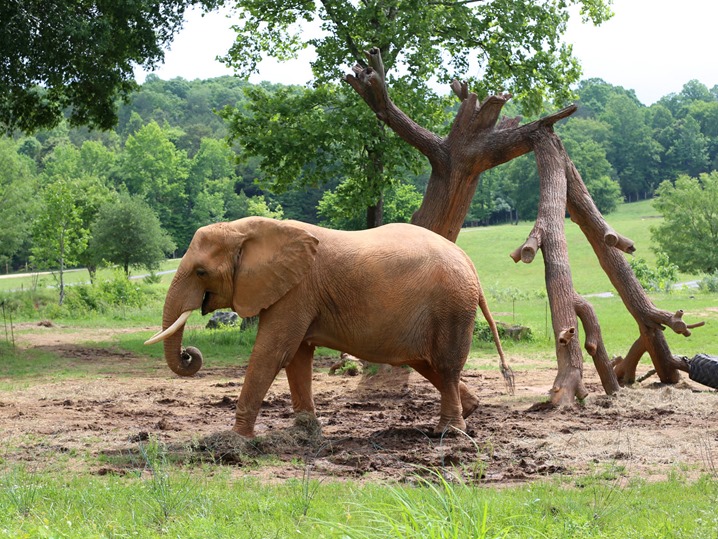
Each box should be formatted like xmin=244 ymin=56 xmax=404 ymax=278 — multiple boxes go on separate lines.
xmin=135 ymin=0 xmax=718 ymax=106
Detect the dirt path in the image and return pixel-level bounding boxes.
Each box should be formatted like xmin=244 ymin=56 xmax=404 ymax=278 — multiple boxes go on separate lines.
xmin=2 ymin=323 xmax=718 ymax=484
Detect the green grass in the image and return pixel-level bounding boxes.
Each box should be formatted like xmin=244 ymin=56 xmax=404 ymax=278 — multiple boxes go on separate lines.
xmin=0 ymin=461 xmax=716 ymax=538
xmin=457 ymin=199 xmax=700 ymax=296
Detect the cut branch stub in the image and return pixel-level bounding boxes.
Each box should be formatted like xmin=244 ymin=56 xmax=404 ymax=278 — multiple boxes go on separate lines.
xmin=603 ymin=226 xmax=636 ymax=254
xmin=450 ymin=79 xmax=469 ymax=101
xmin=657 ymin=309 xmax=706 ymax=337
xmin=510 ymin=235 xmax=539 ymax=264
xmin=364 ymin=47 xmax=385 ymax=80
xmin=558 ymin=327 xmax=576 ymax=346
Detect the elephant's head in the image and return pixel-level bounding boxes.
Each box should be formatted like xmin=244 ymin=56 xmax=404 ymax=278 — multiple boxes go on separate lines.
xmin=145 ymin=217 xmax=319 ymax=376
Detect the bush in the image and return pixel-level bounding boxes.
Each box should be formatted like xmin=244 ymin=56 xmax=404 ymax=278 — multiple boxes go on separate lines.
xmin=143 ymin=272 xmax=163 ymax=285
xmin=474 ymin=320 xmax=534 ymax=343
xmin=698 ymin=272 xmax=718 ymax=293
xmin=63 ymin=272 xmax=162 ymax=314
xmin=0 ymin=289 xmax=58 ymax=319
xmin=629 ymin=253 xmax=678 ymax=292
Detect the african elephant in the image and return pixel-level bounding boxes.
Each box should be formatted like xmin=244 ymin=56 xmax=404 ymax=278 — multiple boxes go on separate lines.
xmin=145 ymin=217 xmax=509 ymax=436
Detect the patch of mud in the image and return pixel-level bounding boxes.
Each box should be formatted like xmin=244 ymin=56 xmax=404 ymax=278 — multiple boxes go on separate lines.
xmin=2 ymin=324 xmax=718 ymax=485
xmin=33 ymin=344 xmax=138 ymax=362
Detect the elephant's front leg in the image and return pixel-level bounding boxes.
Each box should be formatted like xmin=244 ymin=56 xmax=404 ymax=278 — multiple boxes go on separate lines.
xmin=233 ymin=341 xmax=296 ymax=437
xmin=285 ymin=342 xmax=316 ymax=416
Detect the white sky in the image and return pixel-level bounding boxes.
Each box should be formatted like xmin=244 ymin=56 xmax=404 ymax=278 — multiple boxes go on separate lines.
xmin=135 ymin=0 xmax=718 ymax=105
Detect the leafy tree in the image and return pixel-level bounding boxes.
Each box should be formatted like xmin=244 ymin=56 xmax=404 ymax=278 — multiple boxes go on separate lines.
xmin=559 ymin=118 xmax=621 ymax=213
xmin=39 ymin=142 xmax=115 ymax=280
xmin=574 ymin=78 xmax=642 ymax=118
xmin=663 ymin=115 xmax=710 ymax=178
xmin=318 ymin=178 xmax=422 ymax=230
xmin=629 ymin=254 xmax=679 ymax=293
xmin=651 ymin=172 xmax=718 ymax=273
xmin=0 ymin=0 xmax=220 ymax=133
xmin=221 ymin=0 xmax=612 ymax=227
xmin=117 ymin=121 xmax=190 ymax=246
xmin=584 ymin=175 xmax=623 ymax=214
xmin=658 ymin=80 xmax=714 ymax=118
xmin=246 ymin=196 xmax=284 ymax=220
xmin=31 ymin=180 xmax=89 ymax=304
xmin=90 ymin=194 xmax=176 ymax=276
xmin=0 ymin=138 xmax=37 ymax=270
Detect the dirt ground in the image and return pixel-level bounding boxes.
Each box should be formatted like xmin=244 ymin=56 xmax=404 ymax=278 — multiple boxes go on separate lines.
xmin=2 ymin=322 xmax=718 ymax=485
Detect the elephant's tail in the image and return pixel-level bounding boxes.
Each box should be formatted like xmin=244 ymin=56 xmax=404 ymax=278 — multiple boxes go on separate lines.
xmin=478 ymin=289 xmax=515 ymax=395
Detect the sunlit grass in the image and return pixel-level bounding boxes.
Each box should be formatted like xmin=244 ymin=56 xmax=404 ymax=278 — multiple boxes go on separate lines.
xmin=458 ymin=200 xmax=700 ymax=296
xmin=0 ymin=462 xmax=716 ymax=538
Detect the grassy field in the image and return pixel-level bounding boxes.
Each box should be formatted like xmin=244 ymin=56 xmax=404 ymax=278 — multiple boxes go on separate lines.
xmin=1 ymin=200 xmax=718 ymax=537
xmin=1 ymin=460 xmax=716 ymax=538
xmin=457 ymin=199 xmax=695 ymax=296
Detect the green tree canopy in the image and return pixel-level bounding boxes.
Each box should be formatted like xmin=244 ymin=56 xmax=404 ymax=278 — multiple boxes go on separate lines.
xmin=0 ymin=138 xmax=37 ymax=268
xmin=31 ymin=179 xmax=89 ymax=304
xmin=0 ymin=0 xmax=220 ymax=133
xmin=221 ymin=0 xmax=612 ymax=227
xmin=117 ymin=121 xmax=190 ymax=245
xmin=651 ymin=172 xmax=718 ymax=274
xmin=90 ymin=194 xmax=176 ymax=276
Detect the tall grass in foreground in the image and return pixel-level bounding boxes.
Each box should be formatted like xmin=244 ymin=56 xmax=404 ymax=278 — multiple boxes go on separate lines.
xmin=0 ymin=461 xmax=717 ymax=538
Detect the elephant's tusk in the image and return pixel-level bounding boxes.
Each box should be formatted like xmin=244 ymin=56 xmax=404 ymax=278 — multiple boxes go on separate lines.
xmin=144 ymin=310 xmax=193 ymax=345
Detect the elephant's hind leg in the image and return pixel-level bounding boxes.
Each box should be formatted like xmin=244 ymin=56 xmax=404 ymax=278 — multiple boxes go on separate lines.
xmin=285 ymin=342 xmax=316 ymax=415
xmin=409 ymin=361 xmax=469 ymax=434
xmin=410 ymin=362 xmax=479 ymax=419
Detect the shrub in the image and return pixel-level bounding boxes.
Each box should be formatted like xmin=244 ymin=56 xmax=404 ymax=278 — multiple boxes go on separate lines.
xmin=0 ymin=289 xmax=57 ymax=319
xmin=63 ymin=272 xmax=162 ymax=314
xmin=629 ymin=253 xmax=678 ymax=292
xmin=143 ymin=272 xmax=163 ymax=285
xmin=474 ymin=320 xmax=506 ymax=342
xmin=698 ymin=272 xmax=718 ymax=293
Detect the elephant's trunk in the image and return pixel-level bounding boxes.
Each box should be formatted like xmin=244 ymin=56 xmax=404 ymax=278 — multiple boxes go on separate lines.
xmin=161 ymin=313 xmax=203 ymax=377
xmin=149 ymin=283 xmax=204 ymax=376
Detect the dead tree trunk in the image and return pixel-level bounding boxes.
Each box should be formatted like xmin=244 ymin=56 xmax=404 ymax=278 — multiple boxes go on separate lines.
xmin=345 ymin=49 xmax=573 ymax=242
xmin=561 ymin=147 xmax=705 ymax=384
xmin=345 ymin=47 xmax=702 ymax=404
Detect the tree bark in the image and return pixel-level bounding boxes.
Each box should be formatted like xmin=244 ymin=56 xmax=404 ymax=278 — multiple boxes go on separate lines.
xmin=344 ymin=48 xmax=702 ymax=404
xmin=530 ymin=131 xmax=588 ymax=403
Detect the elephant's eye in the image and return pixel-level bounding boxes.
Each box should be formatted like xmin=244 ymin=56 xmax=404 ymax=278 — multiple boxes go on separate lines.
xmin=196 ymin=268 xmax=208 ymax=277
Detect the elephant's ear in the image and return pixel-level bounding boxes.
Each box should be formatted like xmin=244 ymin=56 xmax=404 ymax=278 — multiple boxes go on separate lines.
xmin=232 ymin=218 xmax=319 ymax=317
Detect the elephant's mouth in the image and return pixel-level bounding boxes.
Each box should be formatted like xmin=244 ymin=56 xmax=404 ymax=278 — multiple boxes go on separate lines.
xmin=201 ymin=291 xmax=212 ymax=316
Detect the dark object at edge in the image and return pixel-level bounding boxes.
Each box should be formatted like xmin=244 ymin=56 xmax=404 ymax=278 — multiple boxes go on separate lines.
xmin=688 ymin=354 xmax=718 ymax=389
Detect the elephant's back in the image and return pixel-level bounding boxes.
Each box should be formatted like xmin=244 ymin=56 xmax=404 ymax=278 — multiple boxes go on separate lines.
xmin=301 ymin=221 xmax=480 ymax=306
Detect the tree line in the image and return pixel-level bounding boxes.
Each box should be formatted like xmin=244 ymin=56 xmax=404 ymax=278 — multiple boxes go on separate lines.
xmin=1 ymin=75 xmax=716 ymax=281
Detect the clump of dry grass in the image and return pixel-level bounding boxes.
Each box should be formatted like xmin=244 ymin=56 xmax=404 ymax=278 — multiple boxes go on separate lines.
xmin=196 ymin=412 xmax=324 ymax=463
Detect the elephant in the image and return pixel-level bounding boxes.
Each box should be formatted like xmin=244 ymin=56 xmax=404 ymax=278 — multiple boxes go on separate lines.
xmin=145 ymin=217 xmax=510 ymax=437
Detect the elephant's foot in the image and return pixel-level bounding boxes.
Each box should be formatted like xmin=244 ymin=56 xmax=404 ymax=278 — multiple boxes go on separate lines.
xmin=432 ymin=415 xmax=467 ymax=437
xmin=231 ymin=427 xmax=255 ymax=438
xmin=231 ymin=420 xmax=256 ymax=438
